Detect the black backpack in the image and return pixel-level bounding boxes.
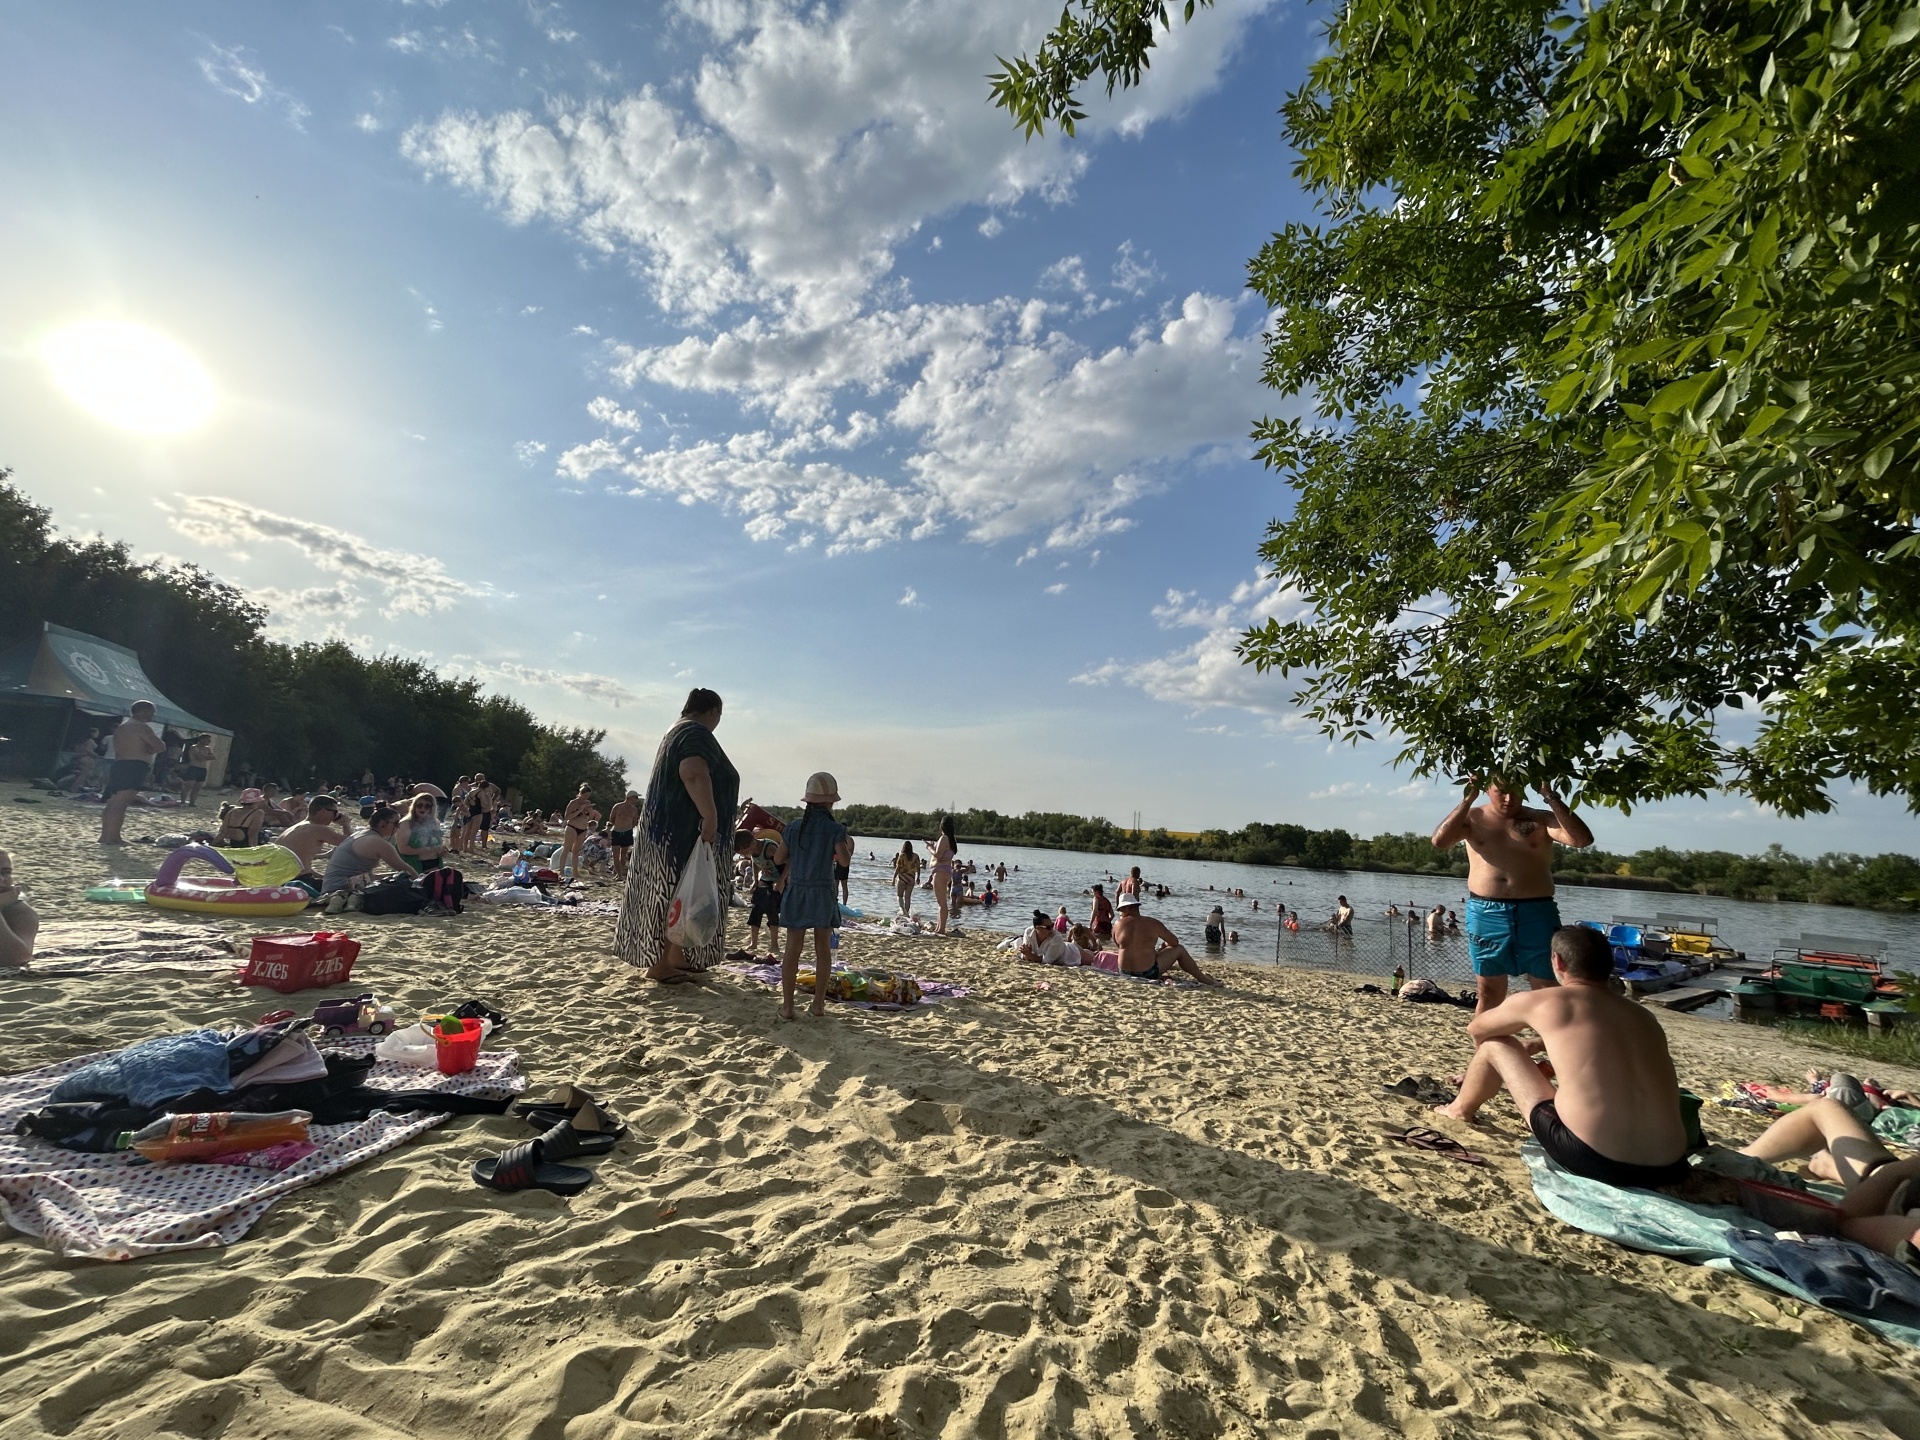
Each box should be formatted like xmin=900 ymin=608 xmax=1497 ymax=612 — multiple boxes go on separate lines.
xmin=421 ymin=866 xmax=465 ymax=913
xmin=360 ymin=874 xmax=425 ymax=916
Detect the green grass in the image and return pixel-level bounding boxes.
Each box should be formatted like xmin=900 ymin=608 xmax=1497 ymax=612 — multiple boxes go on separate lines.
xmin=1765 ymin=1016 xmax=1920 ymax=1070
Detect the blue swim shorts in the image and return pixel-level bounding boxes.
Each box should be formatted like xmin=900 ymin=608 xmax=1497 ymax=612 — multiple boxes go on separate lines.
xmin=1465 ymin=895 xmax=1560 ymax=979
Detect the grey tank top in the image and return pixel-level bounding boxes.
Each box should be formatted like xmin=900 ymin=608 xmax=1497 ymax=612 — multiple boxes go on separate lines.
xmin=321 ymin=833 xmax=386 ymax=890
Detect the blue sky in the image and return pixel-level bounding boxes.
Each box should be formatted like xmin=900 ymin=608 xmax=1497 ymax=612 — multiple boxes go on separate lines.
xmin=2 ymin=0 xmax=1913 ymax=855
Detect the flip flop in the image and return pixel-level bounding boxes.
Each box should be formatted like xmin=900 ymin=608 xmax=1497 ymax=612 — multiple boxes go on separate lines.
xmin=471 ymin=1131 xmax=593 ymax=1195
xmin=1383 ymin=1125 xmax=1486 ymax=1166
xmin=525 ymin=1099 xmax=626 ymax=1155
xmin=510 ymin=1083 xmax=595 ymax=1119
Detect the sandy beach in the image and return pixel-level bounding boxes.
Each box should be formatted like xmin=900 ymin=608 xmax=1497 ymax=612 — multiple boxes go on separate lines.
xmin=4 ymin=785 xmax=1920 ymax=1439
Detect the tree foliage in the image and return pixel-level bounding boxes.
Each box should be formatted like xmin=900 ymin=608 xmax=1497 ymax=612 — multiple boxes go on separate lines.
xmin=992 ymin=0 xmax=1920 ymax=815
xmin=0 ymin=474 xmax=627 ymax=807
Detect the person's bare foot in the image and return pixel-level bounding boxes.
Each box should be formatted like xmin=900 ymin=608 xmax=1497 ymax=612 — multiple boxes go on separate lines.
xmin=1432 ymin=1101 xmax=1477 ymax=1124
xmin=781 ymin=1004 xmax=796 ymax=1020
xmin=810 ymin=1000 xmax=827 ymax=1017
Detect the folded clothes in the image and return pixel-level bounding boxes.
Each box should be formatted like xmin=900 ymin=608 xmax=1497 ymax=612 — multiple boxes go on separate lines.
xmin=1726 ymin=1230 xmax=1920 ymax=1325
xmin=50 ymin=1030 xmax=232 ymax=1110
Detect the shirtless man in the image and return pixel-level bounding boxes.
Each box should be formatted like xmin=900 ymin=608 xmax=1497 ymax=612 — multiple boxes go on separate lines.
xmin=1434 ymin=925 xmax=1690 ymax=1188
xmin=1432 ymin=776 xmax=1594 ymax=1011
xmin=607 ymin=791 xmax=640 ymax=881
xmin=559 ymin=784 xmax=598 ymax=875
xmin=99 ymin=702 xmax=166 ymax=845
xmin=1112 ymin=894 xmax=1222 ymax=985
xmin=472 ymin=773 xmax=502 ymax=848
xmin=275 ymin=795 xmax=351 ymax=892
xmin=0 ymin=849 xmax=41 ymax=968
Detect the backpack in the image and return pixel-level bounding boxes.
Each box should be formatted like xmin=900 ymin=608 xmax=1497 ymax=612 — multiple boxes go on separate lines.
xmin=421 ymin=866 xmax=465 ymax=913
xmin=360 ymin=874 xmax=425 ymax=916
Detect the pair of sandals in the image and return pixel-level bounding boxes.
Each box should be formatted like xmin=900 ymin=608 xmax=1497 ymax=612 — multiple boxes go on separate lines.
xmin=472 ymin=1085 xmax=627 ymax=1196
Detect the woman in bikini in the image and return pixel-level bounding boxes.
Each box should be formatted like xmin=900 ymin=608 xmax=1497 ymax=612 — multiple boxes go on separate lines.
xmin=217 ymin=789 xmax=271 ymax=847
xmin=558 ymin=784 xmax=598 ymax=877
xmin=929 ymin=815 xmax=957 ymax=935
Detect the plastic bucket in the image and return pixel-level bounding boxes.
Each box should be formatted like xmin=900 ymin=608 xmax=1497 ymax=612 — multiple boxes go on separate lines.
xmin=433 ymin=1017 xmax=484 ymax=1075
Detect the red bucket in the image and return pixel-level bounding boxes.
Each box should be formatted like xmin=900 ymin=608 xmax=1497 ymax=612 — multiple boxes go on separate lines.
xmin=242 ymin=932 xmax=362 ymax=994
xmin=433 ymin=1017 xmax=484 ymax=1075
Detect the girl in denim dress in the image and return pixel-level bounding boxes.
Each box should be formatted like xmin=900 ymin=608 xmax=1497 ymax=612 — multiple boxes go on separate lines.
xmin=774 ymin=772 xmax=852 ymax=1018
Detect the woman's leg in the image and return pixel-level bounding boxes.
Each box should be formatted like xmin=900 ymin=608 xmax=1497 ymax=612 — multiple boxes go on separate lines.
xmin=779 ymin=927 xmax=806 ymax=1018
xmin=935 ymin=875 xmax=951 ymax=933
xmin=1741 ymin=1097 xmax=1895 ymax=1188
xmin=811 ymin=928 xmax=831 ymax=1016
xmin=896 ymin=877 xmax=913 ymax=915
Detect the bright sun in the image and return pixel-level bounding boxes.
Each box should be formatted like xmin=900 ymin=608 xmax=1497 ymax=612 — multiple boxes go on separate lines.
xmin=41 ymin=320 xmax=218 ymax=435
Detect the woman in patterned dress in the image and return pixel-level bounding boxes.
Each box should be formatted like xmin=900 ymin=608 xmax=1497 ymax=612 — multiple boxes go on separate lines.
xmin=614 ymin=688 xmax=740 ymax=983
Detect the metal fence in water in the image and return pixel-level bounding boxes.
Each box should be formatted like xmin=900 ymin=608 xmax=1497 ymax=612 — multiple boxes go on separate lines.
xmin=1264 ymin=916 xmax=1475 ymax=984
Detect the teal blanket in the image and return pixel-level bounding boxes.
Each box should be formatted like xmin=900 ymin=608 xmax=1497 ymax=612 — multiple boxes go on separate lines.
xmin=1523 ymin=1141 xmax=1920 ymax=1349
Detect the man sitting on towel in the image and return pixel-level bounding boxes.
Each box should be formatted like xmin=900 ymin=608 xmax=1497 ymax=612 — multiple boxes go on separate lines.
xmin=1112 ymin=894 xmax=1222 ymax=986
xmin=1435 ymin=925 xmax=1690 ymax=1188
xmin=0 ymin=848 xmax=39 ymax=968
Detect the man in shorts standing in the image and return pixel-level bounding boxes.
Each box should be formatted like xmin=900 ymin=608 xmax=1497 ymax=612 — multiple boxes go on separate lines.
xmin=99 ymin=702 xmax=166 ymax=845
xmin=607 ymin=790 xmax=639 ymax=881
xmin=1432 ymin=776 xmax=1594 ymax=1012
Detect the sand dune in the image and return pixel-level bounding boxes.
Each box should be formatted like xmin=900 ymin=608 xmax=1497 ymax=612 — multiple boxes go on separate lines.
xmin=3 ymin=785 xmax=1919 ymax=1438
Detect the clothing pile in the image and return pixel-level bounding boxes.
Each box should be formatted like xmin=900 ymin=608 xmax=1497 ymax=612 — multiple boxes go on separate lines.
xmin=2 ymin=1014 xmax=526 ymax=1259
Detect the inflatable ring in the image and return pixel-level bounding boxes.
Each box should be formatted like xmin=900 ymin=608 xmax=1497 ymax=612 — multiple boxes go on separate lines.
xmin=215 ymin=844 xmax=304 ymax=888
xmin=145 ymin=843 xmax=311 ymax=918
xmin=86 ymin=884 xmax=150 ymax=904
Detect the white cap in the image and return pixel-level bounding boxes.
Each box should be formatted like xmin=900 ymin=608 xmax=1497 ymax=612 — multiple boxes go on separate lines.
xmin=1117 ymin=893 xmax=1141 ymax=909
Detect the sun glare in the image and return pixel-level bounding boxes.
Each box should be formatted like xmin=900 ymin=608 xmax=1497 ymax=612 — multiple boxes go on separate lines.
xmin=41 ymin=320 xmax=218 ymax=435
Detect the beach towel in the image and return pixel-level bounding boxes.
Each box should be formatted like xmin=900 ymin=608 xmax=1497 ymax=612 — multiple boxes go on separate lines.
xmin=0 ymin=1038 xmax=526 ymax=1261
xmin=1875 ymin=1107 xmax=1920 ymax=1150
xmin=13 ymin=923 xmax=243 ymax=976
xmin=718 ymin=960 xmax=970 ymax=1010
xmin=1523 ymin=1141 xmax=1920 ymax=1349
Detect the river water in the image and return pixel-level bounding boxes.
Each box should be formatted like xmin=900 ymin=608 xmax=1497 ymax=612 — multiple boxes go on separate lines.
xmin=841 ymin=836 xmax=1919 ymax=989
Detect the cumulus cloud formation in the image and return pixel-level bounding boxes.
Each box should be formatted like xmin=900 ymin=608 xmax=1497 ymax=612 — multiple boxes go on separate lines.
xmin=168 ymin=496 xmax=491 ymax=617
xmin=197 ymin=43 xmax=310 ymax=128
xmin=1074 ymin=573 xmax=1313 ymax=716
xmin=568 ymin=292 xmax=1268 ymax=552
xmin=405 ymin=0 xmax=1279 ymax=551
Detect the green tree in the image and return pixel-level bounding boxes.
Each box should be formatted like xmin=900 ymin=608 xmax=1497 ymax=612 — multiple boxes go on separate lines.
xmin=992 ymin=0 xmax=1920 ymax=815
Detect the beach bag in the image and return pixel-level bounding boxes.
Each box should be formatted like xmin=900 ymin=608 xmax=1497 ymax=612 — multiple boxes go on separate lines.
xmin=361 ymin=874 xmax=425 ymax=916
xmin=666 ymin=842 xmax=723 ymax=948
xmin=421 ymin=866 xmax=465 ymax=913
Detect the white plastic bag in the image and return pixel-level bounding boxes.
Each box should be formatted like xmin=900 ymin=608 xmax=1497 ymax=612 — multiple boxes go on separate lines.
xmin=666 ymin=841 xmax=723 ymax=949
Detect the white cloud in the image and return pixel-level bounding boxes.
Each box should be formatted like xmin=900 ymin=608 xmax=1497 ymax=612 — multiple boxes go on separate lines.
xmin=514 ymin=440 xmax=548 ymax=464
xmin=402 ymin=0 xmax=1274 ymax=326
xmin=898 ymin=586 xmax=922 ymax=607
xmin=197 ymin=43 xmax=310 ymax=129
xmin=1074 ymin=572 xmax=1312 ymax=716
xmin=978 ymin=215 xmax=1006 ymax=239
xmin=167 ymin=496 xmax=492 ymax=617
xmin=404 ymin=0 xmax=1280 ymax=552
xmin=586 ymin=396 xmax=644 ymax=431
xmin=355 ymin=113 xmax=383 ymax=133
xmin=460 ymin=658 xmax=643 ymax=709
xmin=253 ymin=584 xmax=362 ymax=620
xmin=586 ymin=291 xmax=1268 ymax=549
xmin=1044 ymin=582 xmax=1067 ymax=595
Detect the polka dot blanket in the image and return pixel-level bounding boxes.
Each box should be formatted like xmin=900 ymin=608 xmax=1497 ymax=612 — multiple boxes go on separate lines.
xmin=0 ymin=1037 xmax=526 ymax=1260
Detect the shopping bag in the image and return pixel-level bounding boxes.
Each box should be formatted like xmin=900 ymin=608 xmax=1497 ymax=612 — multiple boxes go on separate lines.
xmin=666 ymin=841 xmax=723 ymax=948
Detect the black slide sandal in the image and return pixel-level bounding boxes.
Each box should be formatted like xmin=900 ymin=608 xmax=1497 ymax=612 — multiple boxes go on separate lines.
xmin=472 ymin=1134 xmax=593 ymax=1195
xmin=510 ymin=1083 xmax=594 ymax=1119
xmin=522 ymin=1098 xmax=626 ymax=1150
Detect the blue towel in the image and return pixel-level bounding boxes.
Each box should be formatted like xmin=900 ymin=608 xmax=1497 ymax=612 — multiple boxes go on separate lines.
xmin=1725 ymin=1231 xmax=1920 ymax=1324
xmin=1523 ymin=1141 xmax=1920 ymax=1350
xmin=49 ymin=1029 xmax=234 ymax=1110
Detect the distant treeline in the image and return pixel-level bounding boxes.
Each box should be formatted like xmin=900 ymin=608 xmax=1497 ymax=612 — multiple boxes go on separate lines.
xmin=765 ymin=803 xmax=1920 ymax=912
xmin=0 ymin=476 xmax=626 ymax=810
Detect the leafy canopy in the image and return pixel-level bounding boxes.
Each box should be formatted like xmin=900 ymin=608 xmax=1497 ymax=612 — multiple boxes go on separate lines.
xmin=992 ymin=0 xmax=1920 ymax=814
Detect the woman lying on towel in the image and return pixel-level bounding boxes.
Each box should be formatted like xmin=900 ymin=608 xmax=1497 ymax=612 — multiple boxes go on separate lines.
xmin=1741 ymin=1099 xmax=1920 ymax=1265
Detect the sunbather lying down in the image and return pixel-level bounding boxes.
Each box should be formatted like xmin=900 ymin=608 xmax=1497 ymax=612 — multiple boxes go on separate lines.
xmin=1750 ymin=1069 xmax=1920 ymax=1115
xmin=1742 ymin=1097 xmax=1920 ymax=1263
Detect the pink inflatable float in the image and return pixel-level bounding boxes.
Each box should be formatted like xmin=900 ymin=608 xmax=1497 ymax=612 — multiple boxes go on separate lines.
xmin=144 ymin=844 xmax=311 ymax=918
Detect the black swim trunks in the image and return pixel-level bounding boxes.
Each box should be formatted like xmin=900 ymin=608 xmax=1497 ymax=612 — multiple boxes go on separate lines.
xmin=105 ymin=759 xmax=151 ymax=795
xmin=748 ymin=883 xmax=782 ymax=928
xmin=609 ymin=828 xmax=635 ymax=848
xmin=1529 ymin=1099 xmax=1689 ymax=1189
xmin=833 ymin=863 xmax=850 ymax=882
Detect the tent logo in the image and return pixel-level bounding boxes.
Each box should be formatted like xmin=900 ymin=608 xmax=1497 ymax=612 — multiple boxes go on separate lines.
xmin=67 ymin=651 xmax=109 ymax=688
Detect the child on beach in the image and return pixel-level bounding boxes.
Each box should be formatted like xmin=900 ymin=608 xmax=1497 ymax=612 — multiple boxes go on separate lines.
xmin=774 ymin=772 xmax=853 ymax=1019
